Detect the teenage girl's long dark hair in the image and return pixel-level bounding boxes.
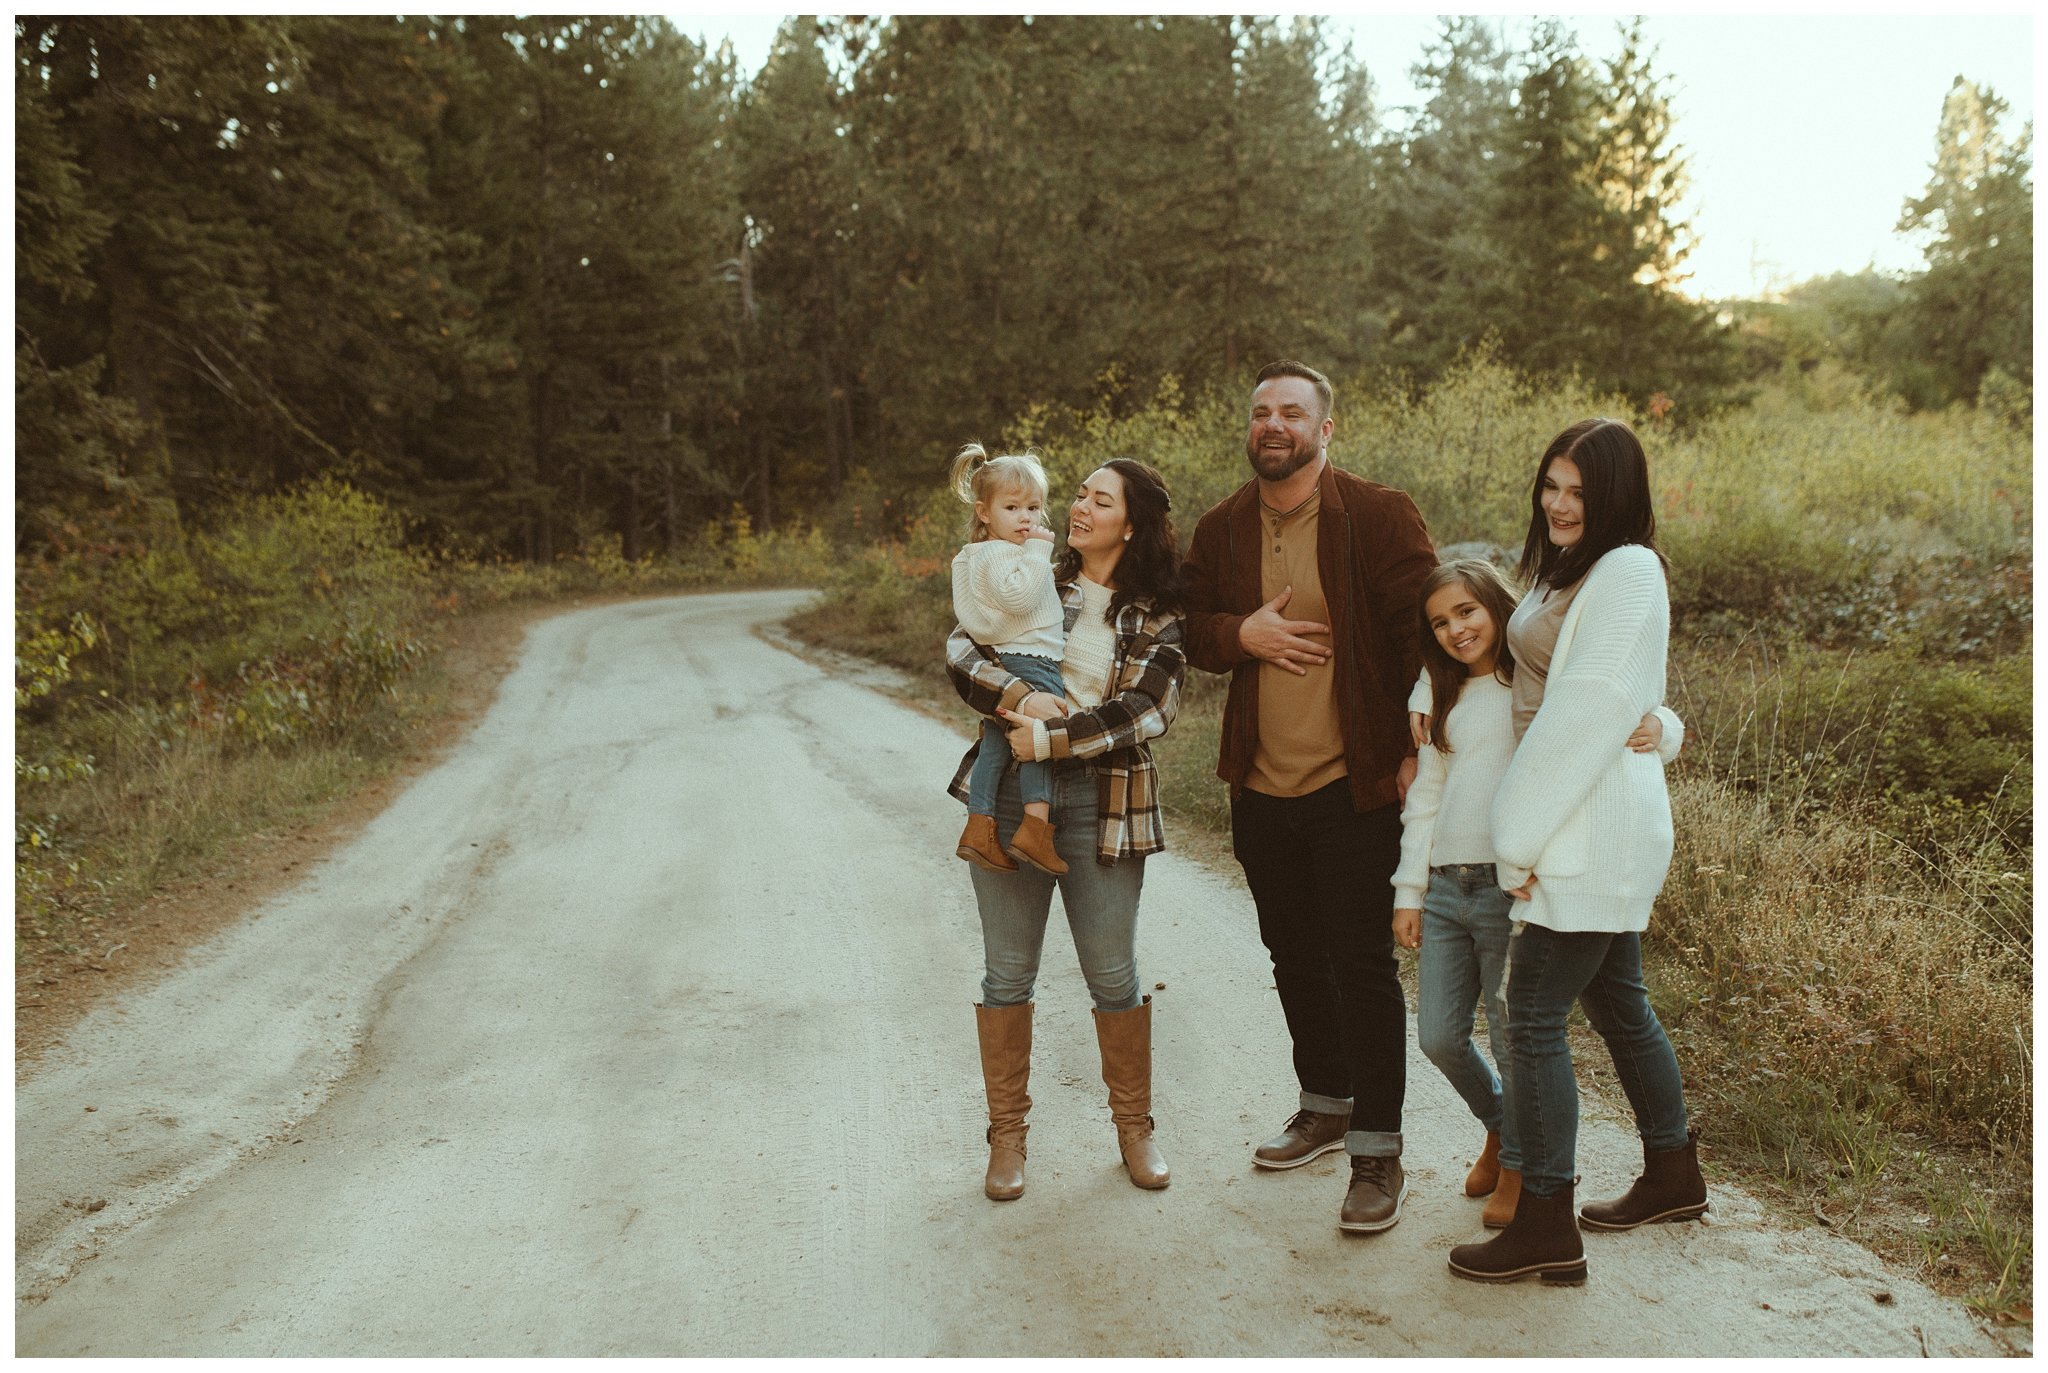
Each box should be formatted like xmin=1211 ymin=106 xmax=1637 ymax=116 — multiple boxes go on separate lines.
xmin=1053 ymin=457 xmax=1184 ymax=622
xmin=1416 ymin=559 xmax=1518 ymax=754
xmin=1517 ymin=418 xmax=1667 ymax=592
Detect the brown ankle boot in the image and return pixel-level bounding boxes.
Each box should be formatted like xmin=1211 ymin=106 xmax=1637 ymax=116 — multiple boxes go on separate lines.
xmin=1092 ymin=996 xmax=1168 ymax=1189
xmin=1579 ymin=1130 xmax=1708 ymax=1230
xmin=974 ymin=1002 xmax=1032 ymax=1200
xmin=1448 ymin=1183 xmax=1586 ymax=1285
xmin=957 ymin=814 xmax=1018 ymax=872
xmin=1004 ymin=813 xmax=1068 ymax=876
xmin=1465 ymin=1129 xmax=1503 ymax=1197
xmin=1482 ymin=1167 xmax=1522 ymax=1229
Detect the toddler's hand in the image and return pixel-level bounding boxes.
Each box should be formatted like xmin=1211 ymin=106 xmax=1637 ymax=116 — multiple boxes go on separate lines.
xmin=1626 ymin=712 xmax=1663 ymax=753
xmin=1392 ymin=908 xmax=1421 ymax=950
xmin=1025 ymin=526 xmax=1056 ymax=543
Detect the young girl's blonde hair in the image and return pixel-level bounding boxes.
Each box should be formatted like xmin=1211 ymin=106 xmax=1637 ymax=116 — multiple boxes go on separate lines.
xmin=949 ymin=442 xmax=1050 ymax=542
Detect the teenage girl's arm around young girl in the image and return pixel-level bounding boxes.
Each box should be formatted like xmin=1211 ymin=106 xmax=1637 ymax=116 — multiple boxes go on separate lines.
xmin=1407 ymin=680 xmax=1683 ymax=759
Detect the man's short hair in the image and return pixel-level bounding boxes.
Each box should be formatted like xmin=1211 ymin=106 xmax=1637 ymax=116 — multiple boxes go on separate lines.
xmin=1254 ymin=360 xmax=1333 ymax=421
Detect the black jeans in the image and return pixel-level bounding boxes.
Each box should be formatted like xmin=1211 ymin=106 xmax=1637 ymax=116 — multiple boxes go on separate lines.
xmin=1232 ymin=780 xmax=1406 ymax=1148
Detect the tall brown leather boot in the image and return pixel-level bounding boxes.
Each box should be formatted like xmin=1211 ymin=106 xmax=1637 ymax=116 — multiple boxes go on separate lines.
xmin=1448 ymin=1183 xmax=1586 ymax=1285
xmin=1579 ymin=1129 xmax=1708 ymax=1230
xmin=1465 ymin=1129 xmax=1503 ymax=1197
xmin=1092 ymin=996 xmax=1169 ymax=1189
xmin=974 ymin=1001 xmax=1033 ymax=1200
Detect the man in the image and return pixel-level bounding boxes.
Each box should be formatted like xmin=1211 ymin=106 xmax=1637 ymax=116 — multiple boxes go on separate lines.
xmin=1182 ymin=360 xmax=1436 ymax=1234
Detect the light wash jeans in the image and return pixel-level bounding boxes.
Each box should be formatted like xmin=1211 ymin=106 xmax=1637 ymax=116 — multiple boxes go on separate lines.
xmin=1416 ymin=864 xmax=1520 ymax=1171
xmin=969 ymin=761 xmax=1144 ymax=1013
xmin=1505 ymin=922 xmax=1691 ymax=1198
xmin=965 ymin=651 xmax=1067 ymax=815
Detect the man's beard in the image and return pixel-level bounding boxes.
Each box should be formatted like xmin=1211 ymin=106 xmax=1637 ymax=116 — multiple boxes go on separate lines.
xmin=1247 ymin=435 xmax=1318 ymax=482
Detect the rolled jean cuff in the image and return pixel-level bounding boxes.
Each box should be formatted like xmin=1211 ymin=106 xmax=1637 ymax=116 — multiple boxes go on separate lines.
xmin=1301 ymin=1090 xmax=1353 ymax=1117
xmin=1345 ymin=1129 xmax=1402 ymax=1158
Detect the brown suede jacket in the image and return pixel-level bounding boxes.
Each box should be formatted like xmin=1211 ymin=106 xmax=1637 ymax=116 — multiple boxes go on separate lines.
xmin=1181 ymin=459 xmax=1438 ymax=813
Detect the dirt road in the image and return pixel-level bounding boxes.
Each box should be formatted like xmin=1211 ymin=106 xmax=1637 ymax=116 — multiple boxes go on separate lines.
xmin=14 ymin=590 xmax=2002 ymax=1356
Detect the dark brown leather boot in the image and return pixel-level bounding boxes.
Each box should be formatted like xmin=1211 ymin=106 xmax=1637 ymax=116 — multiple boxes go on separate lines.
xmin=1093 ymin=996 xmax=1169 ymax=1189
xmin=1448 ymin=1184 xmax=1587 ymax=1284
xmin=974 ymin=1002 xmax=1032 ymax=1200
xmin=957 ymin=815 xmax=1019 ymax=872
xmin=1338 ymin=1155 xmax=1406 ymax=1233
xmin=1252 ymin=1108 xmax=1349 ymax=1169
xmin=1003 ymin=813 xmax=1068 ymax=876
xmin=1465 ymin=1129 xmax=1502 ymax=1197
xmin=1579 ymin=1129 xmax=1708 ymax=1231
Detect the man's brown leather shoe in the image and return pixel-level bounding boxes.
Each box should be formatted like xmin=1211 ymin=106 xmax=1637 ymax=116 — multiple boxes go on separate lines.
xmin=1338 ymin=1155 xmax=1407 ymax=1233
xmin=1252 ymin=1107 xmax=1349 ymax=1170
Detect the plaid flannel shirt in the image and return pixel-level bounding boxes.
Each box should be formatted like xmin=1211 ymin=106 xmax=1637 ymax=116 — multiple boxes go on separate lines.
xmin=946 ymin=585 xmax=1187 ymax=866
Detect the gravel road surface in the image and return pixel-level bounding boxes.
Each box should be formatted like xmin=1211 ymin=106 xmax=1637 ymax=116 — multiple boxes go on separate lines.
xmin=14 ymin=590 xmax=2002 ymax=1356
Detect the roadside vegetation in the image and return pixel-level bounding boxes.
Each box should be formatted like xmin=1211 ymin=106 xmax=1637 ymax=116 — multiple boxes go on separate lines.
xmin=783 ymin=359 xmax=2033 ymax=1323
xmin=14 ymin=487 xmax=838 ymax=979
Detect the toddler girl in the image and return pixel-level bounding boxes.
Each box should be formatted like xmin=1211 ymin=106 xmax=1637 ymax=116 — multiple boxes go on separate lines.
xmin=1393 ymin=559 xmax=1681 ymax=1229
xmin=950 ymin=443 xmax=1069 ymax=876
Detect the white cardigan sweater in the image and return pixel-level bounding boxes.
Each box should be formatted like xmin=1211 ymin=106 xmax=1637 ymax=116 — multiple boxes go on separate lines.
xmin=1393 ymin=672 xmax=1680 ymax=912
xmin=1490 ymin=544 xmax=1676 ymax=933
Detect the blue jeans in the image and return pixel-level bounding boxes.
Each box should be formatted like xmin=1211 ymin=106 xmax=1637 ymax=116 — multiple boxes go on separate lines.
xmin=1416 ymin=865 xmax=1520 ymax=1171
xmin=966 ymin=652 xmax=1067 ymax=815
xmin=970 ymin=761 xmax=1144 ymax=1013
xmin=1505 ymin=922 xmax=1691 ymax=1198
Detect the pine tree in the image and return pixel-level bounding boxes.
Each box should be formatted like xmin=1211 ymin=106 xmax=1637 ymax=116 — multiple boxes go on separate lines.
xmin=1897 ymin=78 xmax=2033 ymax=405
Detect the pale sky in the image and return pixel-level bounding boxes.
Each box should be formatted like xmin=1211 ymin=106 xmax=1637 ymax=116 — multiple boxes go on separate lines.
xmin=670 ymin=10 xmax=2036 ymax=301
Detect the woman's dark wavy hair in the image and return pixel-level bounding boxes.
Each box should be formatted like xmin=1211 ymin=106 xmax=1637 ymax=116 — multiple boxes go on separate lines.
xmin=1517 ymin=417 xmax=1668 ymax=592
xmin=1054 ymin=457 xmax=1184 ymax=621
xmin=1415 ymin=559 xmax=1518 ymax=755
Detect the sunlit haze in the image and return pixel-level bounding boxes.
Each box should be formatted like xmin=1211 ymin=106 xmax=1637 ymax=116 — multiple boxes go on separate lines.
xmin=669 ymin=10 xmax=2033 ymax=302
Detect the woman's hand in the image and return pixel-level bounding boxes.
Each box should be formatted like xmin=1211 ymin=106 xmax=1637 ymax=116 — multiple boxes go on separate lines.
xmin=1392 ymin=908 xmax=1421 ymax=950
xmin=1014 ymin=691 xmax=1069 ymax=721
xmin=1506 ymin=875 xmax=1538 ymax=902
xmin=1626 ymin=712 xmax=1663 ymax=753
xmin=1409 ymin=711 xmax=1431 ymax=749
xmin=996 ymin=707 xmax=1041 ymax=760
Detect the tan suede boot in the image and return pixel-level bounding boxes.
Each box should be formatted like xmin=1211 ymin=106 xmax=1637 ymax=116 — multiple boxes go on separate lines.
xmin=1093 ymin=995 xmax=1169 ymax=1189
xmin=957 ymin=814 xmax=1019 ymax=872
xmin=1003 ymin=812 xmax=1069 ymax=876
xmin=974 ymin=1002 xmax=1033 ymax=1200
xmin=1482 ymin=1167 xmax=1523 ymax=1229
xmin=1465 ymin=1129 xmax=1503 ymax=1197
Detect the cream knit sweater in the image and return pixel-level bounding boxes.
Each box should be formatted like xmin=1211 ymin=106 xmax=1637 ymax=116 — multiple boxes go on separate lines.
xmin=951 ymin=537 xmax=1064 ymax=658
xmin=1395 ymin=674 xmax=1682 ymax=912
xmin=1489 ymin=544 xmax=1675 ymax=933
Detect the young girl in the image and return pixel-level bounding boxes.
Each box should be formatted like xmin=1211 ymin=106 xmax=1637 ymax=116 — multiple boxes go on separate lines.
xmin=1394 ymin=560 xmax=1681 ymax=1234
xmin=950 ymin=443 xmax=1070 ymax=877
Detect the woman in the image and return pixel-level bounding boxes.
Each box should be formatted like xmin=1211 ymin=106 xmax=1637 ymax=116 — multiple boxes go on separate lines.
xmin=1447 ymin=418 xmax=1706 ymax=1286
xmin=944 ymin=457 xmax=1186 ymax=1201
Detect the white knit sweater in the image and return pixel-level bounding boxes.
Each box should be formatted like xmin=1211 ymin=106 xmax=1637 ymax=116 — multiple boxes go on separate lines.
xmin=1489 ymin=544 xmax=1675 ymax=933
xmin=1394 ymin=673 xmax=1681 ymax=912
xmin=951 ymin=538 xmax=1064 ymax=658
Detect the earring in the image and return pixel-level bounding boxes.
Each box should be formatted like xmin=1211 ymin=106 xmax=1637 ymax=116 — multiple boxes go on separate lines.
xmin=1123 ymin=532 xmax=1131 ymax=541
